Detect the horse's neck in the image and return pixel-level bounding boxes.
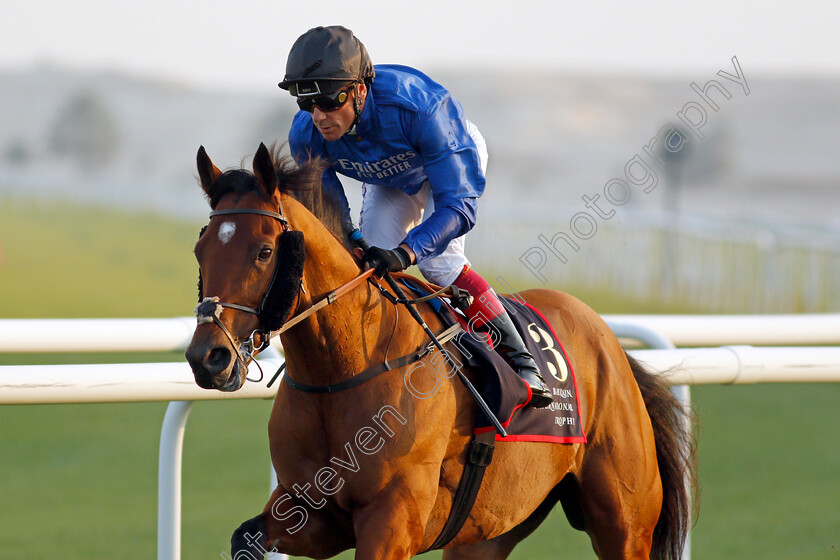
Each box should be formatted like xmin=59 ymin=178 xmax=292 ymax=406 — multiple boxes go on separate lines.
xmin=281 ymin=200 xmax=390 ymax=384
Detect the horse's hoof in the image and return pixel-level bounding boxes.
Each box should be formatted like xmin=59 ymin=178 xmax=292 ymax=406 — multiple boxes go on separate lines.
xmin=232 ymin=514 xmax=270 ymax=558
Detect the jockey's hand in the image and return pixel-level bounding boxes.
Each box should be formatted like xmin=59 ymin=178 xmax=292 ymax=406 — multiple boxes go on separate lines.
xmin=364 ymin=245 xmax=413 ymax=276
xmin=348 ymin=228 xmax=370 ymax=261
xmin=348 ymin=228 xmax=370 ymax=251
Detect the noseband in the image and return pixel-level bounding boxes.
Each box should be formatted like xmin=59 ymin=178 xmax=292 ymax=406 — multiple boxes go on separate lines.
xmin=195 ymin=206 xmax=297 ymax=382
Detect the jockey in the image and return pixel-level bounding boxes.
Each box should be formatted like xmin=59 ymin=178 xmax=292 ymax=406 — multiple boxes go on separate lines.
xmin=279 ymin=25 xmax=552 ymax=408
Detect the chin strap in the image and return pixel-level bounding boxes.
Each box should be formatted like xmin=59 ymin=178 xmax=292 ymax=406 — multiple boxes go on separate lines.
xmin=351 ymin=82 xmax=365 ymax=130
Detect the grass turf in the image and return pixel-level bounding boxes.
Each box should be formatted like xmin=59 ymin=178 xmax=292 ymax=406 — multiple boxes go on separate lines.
xmin=1 ymin=198 xmax=838 ymax=558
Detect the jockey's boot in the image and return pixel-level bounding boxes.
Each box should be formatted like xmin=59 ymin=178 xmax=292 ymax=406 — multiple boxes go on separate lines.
xmin=485 ymin=311 xmax=553 ymax=409
xmin=452 ymin=265 xmax=553 ymax=409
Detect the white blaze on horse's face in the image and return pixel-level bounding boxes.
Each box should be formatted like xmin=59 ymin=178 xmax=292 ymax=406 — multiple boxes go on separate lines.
xmin=218 ymin=222 xmax=236 ymax=245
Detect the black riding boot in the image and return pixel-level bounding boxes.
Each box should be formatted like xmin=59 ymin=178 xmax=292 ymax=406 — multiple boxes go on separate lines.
xmin=485 ymin=312 xmax=553 ymax=408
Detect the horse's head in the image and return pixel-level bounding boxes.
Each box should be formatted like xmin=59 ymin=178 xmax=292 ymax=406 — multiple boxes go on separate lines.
xmin=185 ymin=143 xmax=306 ymax=391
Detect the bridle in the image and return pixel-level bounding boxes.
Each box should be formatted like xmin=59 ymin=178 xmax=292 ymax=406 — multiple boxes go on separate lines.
xmin=195 ymin=206 xmax=293 ymax=382
xmin=205 ymin=207 xmax=291 ymax=328
xmin=194 ymin=202 xmax=374 ymax=384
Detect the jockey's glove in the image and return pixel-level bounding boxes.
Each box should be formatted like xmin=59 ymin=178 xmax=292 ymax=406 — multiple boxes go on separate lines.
xmin=348 ymin=228 xmax=370 ymax=251
xmin=364 ymin=246 xmax=412 ymax=276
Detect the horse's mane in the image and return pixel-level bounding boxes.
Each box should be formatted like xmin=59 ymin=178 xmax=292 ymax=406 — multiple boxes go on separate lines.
xmin=202 ymin=144 xmax=350 ymax=244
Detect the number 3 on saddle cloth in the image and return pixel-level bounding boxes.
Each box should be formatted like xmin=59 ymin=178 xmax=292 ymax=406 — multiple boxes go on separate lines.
xmin=398 ymin=278 xmax=586 ymax=443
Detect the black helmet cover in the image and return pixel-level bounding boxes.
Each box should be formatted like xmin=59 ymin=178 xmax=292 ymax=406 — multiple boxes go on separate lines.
xmin=279 ymin=26 xmax=374 ymax=95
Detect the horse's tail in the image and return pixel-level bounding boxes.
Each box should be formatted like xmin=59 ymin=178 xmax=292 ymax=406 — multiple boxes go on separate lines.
xmin=625 ymin=351 xmax=698 ymax=560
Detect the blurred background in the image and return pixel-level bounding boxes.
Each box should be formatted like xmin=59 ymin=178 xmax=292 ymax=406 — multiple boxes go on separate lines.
xmin=2 ymin=2 xmax=839 ymax=559
xmin=2 ymin=0 xmax=839 ymax=313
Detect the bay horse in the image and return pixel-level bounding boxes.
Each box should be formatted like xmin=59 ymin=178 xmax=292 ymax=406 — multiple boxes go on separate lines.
xmin=185 ymin=143 xmax=696 ymax=559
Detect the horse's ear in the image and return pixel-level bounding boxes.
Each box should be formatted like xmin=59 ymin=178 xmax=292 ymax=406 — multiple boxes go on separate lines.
xmin=197 ymin=146 xmax=223 ymax=194
xmin=253 ymin=142 xmax=277 ymax=196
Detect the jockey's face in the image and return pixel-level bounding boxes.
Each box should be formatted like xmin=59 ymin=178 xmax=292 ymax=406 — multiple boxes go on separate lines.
xmin=311 ymin=84 xmax=366 ymax=142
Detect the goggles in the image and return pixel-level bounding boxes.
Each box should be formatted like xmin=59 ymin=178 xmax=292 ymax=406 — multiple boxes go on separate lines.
xmin=296 ymin=85 xmax=353 ymax=113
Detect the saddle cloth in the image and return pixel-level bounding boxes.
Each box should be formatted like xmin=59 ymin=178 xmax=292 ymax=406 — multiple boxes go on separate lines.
xmin=399 ymin=277 xmax=586 ymax=443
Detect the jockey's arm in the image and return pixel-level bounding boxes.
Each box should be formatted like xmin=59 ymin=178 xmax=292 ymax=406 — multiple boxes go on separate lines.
xmin=402 ymin=198 xmax=475 ymax=262
xmin=401 ymin=95 xmax=485 ymax=263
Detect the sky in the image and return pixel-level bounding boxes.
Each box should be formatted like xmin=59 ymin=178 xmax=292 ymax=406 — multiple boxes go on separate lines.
xmin=3 ymin=0 xmax=840 ymax=93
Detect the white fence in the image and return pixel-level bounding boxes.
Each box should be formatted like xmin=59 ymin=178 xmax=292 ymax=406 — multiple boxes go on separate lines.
xmin=2 ymin=315 xmax=840 ymax=560
xmin=473 ymin=205 xmax=840 ymax=313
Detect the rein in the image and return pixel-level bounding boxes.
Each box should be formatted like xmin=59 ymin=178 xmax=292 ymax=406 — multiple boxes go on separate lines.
xmin=268 ymin=268 xmax=375 ymax=338
xmin=378 ymin=282 xmax=470 ymax=308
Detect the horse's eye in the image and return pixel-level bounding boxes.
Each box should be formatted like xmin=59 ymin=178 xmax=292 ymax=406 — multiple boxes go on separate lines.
xmin=258 ymin=247 xmax=273 ymax=261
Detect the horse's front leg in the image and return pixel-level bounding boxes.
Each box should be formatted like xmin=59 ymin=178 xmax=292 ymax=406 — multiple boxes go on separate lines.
xmin=352 ymin=478 xmax=439 ymax=560
xmin=232 ymin=484 xmax=354 ymax=559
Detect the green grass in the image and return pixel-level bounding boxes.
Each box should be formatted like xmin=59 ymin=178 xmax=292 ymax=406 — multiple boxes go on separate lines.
xmin=5 ymin=387 xmax=837 ymax=560
xmin=0 ymin=197 xmax=201 ymax=318
xmin=0 ymin=399 xmax=275 ymax=559
xmin=1 ymin=198 xmax=839 ymax=559
xmin=689 ymin=383 xmax=840 ymax=560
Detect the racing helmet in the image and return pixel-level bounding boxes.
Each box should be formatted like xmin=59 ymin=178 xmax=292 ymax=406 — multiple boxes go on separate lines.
xmin=278 ymin=26 xmax=375 ymax=96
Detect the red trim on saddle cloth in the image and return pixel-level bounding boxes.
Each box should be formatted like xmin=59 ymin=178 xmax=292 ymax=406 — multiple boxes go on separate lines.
xmin=494 ymin=433 xmax=584 ymax=443
xmin=473 ymin=380 xmax=531 ymax=431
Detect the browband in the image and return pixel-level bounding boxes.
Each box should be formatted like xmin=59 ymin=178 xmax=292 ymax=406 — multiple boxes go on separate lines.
xmin=210 ymin=208 xmax=287 ymax=223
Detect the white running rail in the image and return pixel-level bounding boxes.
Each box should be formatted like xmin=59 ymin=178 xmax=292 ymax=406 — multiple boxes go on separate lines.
xmin=1 ymin=315 xmax=839 ymax=560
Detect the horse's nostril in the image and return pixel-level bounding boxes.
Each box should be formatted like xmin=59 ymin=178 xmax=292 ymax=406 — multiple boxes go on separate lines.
xmin=208 ymin=347 xmax=232 ymax=371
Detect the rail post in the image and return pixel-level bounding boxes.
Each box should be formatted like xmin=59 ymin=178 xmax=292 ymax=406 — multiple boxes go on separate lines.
xmin=158 ymin=401 xmax=194 ymax=560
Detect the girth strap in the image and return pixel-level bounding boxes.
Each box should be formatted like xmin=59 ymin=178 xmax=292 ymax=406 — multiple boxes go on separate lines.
xmin=425 ymin=430 xmax=497 ymax=551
